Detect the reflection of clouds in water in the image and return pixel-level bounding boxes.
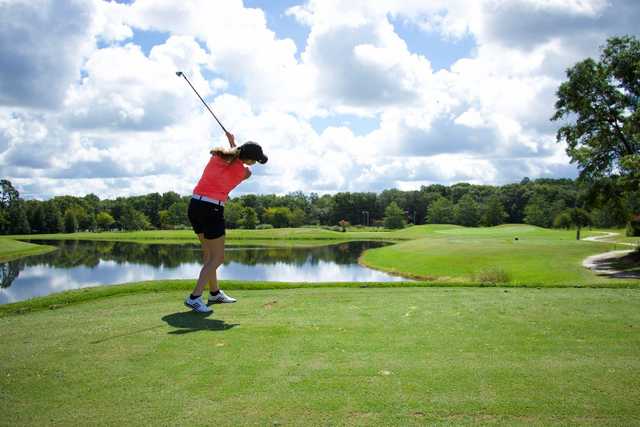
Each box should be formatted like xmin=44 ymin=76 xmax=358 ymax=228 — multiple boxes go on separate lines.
xmin=1 ymin=244 xmax=408 ymax=304
xmin=219 ymin=260 xmax=406 ymax=282
xmin=0 ymin=261 xmax=203 ymax=305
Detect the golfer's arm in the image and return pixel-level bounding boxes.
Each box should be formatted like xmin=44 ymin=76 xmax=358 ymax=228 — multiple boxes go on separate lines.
xmin=226 ymin=132 xmax=236 ymax=148
xmin=244 ymin=168 xmax=252 ymax=180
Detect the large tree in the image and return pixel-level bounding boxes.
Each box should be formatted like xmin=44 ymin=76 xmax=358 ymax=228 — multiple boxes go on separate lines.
xmin=481 ymin=194 xmax=507 ymax=227
xmin=454 ymin=194 xmax=480 ymax=227
xmin=383 ymin=202 xmax=406 ymax=229
xmin=43 ymin=201 xmax=64 ymax=233
xmin=551 ymin=36 xmax=639 ymax=190
xmin=96 ymin=211 xmax=115 ymax=231
xmin=0 ymin=180 xmax=30 ymax=234
xmin=425 ymin=196 xmax=454 ymax=224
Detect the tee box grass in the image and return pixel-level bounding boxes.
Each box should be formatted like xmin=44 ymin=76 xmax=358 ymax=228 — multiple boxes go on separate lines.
xmin=1 ymin=287 xmax=639 ymax=425
xmin=1 ymin=225 xmax=639 ymax=425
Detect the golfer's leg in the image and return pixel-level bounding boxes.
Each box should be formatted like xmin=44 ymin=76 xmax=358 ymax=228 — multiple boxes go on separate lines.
xmin=191 ymin=235 xmax=224 ymax=296
xmin=207 ymin=236 xmax=225 ymax=293
xmin=197 ymin=233 xmax=212 ymax=288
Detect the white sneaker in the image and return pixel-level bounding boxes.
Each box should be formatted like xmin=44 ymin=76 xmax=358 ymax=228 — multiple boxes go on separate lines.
xmin=209 ymin=290 xmax=237 ymax=304
xmin=184 ymin=295 xmax=212 ymax=313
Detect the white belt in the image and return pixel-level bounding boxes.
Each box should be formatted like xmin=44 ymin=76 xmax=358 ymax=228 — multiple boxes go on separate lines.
xmin=192 ymin=193 xmax=225 ymax=206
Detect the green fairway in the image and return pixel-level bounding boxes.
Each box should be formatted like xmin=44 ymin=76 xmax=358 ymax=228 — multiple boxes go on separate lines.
xmin=4 ymin=224 xmax=616 ymax=243
xmin=3 ymin=224 xmax=557 ymax=245
xmin=0 ymin=238 xmax=56 ymax=262
xmin=1 ymin=286 xmax=639 ymax=426
xmin=360 ymin=225 xmax=638 ymax=285
xmin=5 ymin=227 xmax=404 ymax=244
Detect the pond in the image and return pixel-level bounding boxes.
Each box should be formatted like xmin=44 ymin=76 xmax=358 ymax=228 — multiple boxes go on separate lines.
xmin=0 ymin=240 xmax=409 ymax=304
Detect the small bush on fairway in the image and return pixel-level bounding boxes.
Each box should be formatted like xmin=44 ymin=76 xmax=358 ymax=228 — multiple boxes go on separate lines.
xmin=626 ymin=215 xmax=640 ymax=237
xmin=472 ymin=267 xmax=512 ymax=284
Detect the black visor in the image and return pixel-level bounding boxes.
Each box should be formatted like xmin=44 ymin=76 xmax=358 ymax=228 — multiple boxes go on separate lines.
xmin=239 ymin=141 xmax=268 ymax=164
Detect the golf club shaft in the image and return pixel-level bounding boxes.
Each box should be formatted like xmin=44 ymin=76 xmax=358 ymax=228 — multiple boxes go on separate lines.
xmin=178 ymin=73 xmax=229 ymax=134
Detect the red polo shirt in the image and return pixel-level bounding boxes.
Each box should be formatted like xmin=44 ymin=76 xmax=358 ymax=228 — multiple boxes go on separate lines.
xmin=193 ymin=156 xmax=249 ymax=202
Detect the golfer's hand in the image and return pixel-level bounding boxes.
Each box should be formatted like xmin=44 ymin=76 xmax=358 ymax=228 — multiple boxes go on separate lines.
xmin=226 ymin=132 xmax=236 ymax=148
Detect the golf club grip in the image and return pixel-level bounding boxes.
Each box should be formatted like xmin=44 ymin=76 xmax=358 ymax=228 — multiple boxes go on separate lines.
xmin=180 ymin=74 xmax=228 ymax=134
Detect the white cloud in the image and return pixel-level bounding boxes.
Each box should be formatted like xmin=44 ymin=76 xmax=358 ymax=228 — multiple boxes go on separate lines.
xmin=301 ymin=19 xmax=432 ymax=112
xmin=93 ymin=0 xmax=133 ymax=43
xmin=0 ymin=0 xmax=95 ymax=109
xmin=63 ymin=36 xmax=211 ymax=131
xmin=1 ymin=0 xmax=637 ymax=200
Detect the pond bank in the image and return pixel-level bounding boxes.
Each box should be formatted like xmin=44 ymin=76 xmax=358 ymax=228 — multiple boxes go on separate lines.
xmin=0 ymin=238 xmax=56 ymax=262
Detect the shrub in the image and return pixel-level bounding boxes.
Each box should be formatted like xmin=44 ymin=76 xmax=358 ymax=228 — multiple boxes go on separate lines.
xmin=472 ymin=268 xmax=512 ymax=284
xmin=553 ymin=212 xmax=572 ymax=229
xmin=626 ymin=214 xmax=640 ymax=237
xmin=263 ymin=207 xmax=292 ymax=228
xmin=256 ymin=224 xmax=274 ymax=230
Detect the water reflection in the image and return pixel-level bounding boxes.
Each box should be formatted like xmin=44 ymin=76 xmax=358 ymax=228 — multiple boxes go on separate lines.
xmin=0 ymin=240 xmax=407 ymax=304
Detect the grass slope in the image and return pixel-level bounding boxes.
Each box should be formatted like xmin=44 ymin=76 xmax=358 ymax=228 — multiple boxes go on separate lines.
xmin=2 ymin=224 xmax=622 ymax=243
xmin=0 ymin=238 xmax=56 ymax=262
xmin=361 ymin=225 xmax=637 ymax=285
xmin=1 ymin=287 xmax=639 ymax=426
xmin=3 ymin=225 xmax=473 ymax=244
xmin=6 ymin=228 xmax=393 ymax=243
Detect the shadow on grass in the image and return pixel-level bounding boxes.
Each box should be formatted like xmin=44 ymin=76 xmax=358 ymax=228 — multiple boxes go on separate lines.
xmin=593 ymin=250 xmax=640 ymax=279
xmin=161 ymin=311 xmax=239 ymax=335
xmin=91 ymin=325 xmax=165 ymax=344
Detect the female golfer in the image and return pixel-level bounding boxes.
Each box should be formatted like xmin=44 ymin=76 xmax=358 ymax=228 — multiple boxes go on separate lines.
xmin=185 ymin=131 xmax=267 ymax=313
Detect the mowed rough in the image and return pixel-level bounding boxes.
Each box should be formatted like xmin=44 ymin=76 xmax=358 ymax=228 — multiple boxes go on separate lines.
xmin=1 ymin=287 xmax=640 ymax=426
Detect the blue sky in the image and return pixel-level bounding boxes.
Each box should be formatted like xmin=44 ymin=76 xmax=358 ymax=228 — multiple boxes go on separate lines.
xmin=0 ymin=0 xmax=638 ymax=199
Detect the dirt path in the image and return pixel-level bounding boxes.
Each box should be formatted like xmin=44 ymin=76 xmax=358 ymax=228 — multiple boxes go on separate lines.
xmin=582 ymin=232 xmax=639 ymax=279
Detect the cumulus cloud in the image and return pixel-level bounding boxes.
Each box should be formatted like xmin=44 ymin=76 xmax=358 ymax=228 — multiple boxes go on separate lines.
xmin=1 ymin=0 xmax=638 ymax=199
xmin=119 ymin=0 xmax=316 ymax=115
xmin=302 ymin=20 xmax=432 ymax=111
xmin=63 ymin=36 xmax=209 ymax=130
xmin=0 ymin=0 xmax=95 ymax=109
xmin=479 ymin=0 xmax=631 ymax=51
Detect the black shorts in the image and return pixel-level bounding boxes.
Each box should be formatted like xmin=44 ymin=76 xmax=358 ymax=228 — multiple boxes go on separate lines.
xmin=187 ymin=198 xmax=225 ymax=239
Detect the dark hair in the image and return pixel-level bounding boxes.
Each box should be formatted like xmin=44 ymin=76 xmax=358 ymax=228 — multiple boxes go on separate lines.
xmin=238 ymin=141 xmax=268 ymax=164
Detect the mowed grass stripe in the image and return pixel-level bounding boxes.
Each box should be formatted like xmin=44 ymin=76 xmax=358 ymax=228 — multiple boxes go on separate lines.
xmin=1 ymin=287 xmax=639 ymax=426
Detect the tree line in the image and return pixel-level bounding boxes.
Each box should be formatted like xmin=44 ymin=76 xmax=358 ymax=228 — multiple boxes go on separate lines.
xmin=1 ymin=177 xmax=638 ymax=235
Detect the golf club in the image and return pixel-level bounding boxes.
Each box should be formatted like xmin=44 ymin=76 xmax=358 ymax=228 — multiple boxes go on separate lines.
xmin=176 ymin=71 xmax=229 ymax=134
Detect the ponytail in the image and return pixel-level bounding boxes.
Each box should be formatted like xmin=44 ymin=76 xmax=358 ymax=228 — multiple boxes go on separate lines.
xmin=210 ymin=146 xmax=240 ymax=163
